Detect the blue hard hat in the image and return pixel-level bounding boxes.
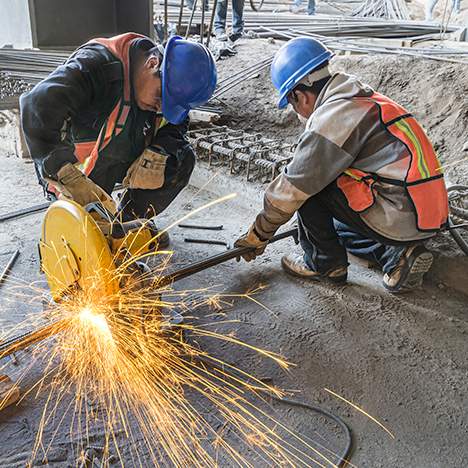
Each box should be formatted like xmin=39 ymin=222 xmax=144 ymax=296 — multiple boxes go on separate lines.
xmin=271 ymin=37 xmax=333 ymax=109
xmin=161 ymin=36 xmax=217 ymax=125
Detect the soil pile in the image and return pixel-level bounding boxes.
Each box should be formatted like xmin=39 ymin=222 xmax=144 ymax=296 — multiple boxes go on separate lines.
xmin=215 ymin=38 xmax=468 ymax=185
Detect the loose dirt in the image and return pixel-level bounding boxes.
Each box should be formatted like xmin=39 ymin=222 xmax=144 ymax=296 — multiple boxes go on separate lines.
xmin=0 ymin=155 xmax=466 ymax=466
xmin=215 ymin=38 xmax=468 ymax=185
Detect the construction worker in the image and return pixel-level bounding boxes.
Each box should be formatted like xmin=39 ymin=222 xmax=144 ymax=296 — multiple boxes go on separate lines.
xmin=235 ymin=37 xmax=449 ymax=293
xmin=20 ymin=33 xmax=217 ymax=246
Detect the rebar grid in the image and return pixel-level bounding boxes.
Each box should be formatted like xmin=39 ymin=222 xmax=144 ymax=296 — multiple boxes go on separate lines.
xmin=187 ymin=126 xmax=294 ymax=182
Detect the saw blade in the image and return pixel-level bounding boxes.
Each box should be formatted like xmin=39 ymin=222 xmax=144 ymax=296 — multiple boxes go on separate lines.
xmin=39 ymin=200 xmax=119 ymax=302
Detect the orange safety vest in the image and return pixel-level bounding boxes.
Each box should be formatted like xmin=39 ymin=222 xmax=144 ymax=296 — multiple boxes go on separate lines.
xmin=337 ymin=93 xmax=448 ymax=232
xmin=73 ymin=32 xmax=154 ymax=175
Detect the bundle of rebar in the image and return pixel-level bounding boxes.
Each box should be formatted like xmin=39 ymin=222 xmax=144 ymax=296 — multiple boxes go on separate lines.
xmin=187 ymin=126 xmax=294 ymax=182
xmin=0 ymin=49 xmax=69 ymax=84
xmin=352 ymin=0 xmax=410 ymax=20
xmin=267 ymin=28 xmax=468 ymax=64
xmin=0 ymin=49 xmax=69 ymax=105
xmin=160 ymin=6 xmax=460 ymax=38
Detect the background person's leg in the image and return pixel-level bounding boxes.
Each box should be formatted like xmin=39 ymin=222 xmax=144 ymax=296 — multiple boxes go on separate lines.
xmin=214 ymin=0 xmax=228 ymax=35
xmin=307 ymin=0 xmax=316 ymax=14
xmin=231 ymin=0 xmax=245 ymax=34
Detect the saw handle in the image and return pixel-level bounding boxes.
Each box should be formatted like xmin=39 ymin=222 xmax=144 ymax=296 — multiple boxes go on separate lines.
xmin=160 ymin=227 xmax=298 ymax=287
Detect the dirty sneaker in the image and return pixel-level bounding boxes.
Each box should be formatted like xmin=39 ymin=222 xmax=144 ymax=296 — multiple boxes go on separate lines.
xmin=215 ymin=30 xmax=228 ymax=41
xmin=281 ymin=254 xmax=347 ymax=283
xmin=228 ymin=31 xmax=246 ymax=43
xmin=383 ymin=245 xmax=433 ymax=293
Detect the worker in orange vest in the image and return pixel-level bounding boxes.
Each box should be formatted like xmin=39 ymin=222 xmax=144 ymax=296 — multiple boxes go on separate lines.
xmin=235 ymin=37 xmax=448 ymax=293
xmin=21 ymin=33 xmax=217 ymax=247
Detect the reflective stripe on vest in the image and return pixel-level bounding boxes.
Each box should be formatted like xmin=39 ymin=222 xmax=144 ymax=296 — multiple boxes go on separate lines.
xmin=72 ymin=33 xmax=152 ymax=175
xmin=337 ymin=92 xmax=448 ymax=232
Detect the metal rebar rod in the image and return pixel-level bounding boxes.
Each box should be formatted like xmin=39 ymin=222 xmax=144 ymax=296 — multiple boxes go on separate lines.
xmin=164 ymin=0 xmax=169 ymax=40
xmin=0 ymin=228 xmax=298 ymax=358
xmin=200 ymin=0 xmax=205 ymax=44
xmin=184 ymin=238 xmax=228 ymax=246
xmin=0 ymin=250 xmax=20 ymax=287
xmin=206 ymin=0 xmax=219 ymax=47
xmin=0 ymin=318 xmax=70 ymax=359
xmin=159 ymin=227 xmax=298 ymax=287
xmin=0 ymin=202 xmax=51 ymax=223
xmin=185 ymin=0 xmax=199 ymax=39
xmin=179 ymin=223 xmax=224 ymax=230
xmin=177 ymin=0 xmax=186 ymax=34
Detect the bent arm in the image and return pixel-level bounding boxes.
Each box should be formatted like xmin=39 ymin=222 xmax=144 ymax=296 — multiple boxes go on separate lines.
xmin=20 ymin=47 xmax=107 ymax=179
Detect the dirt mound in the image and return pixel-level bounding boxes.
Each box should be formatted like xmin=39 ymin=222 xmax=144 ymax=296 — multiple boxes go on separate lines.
xmin=215 ymin=38 xmax=468 ymax=185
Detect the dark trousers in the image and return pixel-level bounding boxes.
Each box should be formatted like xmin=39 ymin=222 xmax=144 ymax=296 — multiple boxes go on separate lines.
xmin=298 ymin=182 xmax=420 ymax=275
xmin=89 ymin=145 xmax=195 ymax=221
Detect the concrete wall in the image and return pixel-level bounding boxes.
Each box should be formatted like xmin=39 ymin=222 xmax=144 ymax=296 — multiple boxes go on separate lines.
xmin=0 ymin=0 xmax=33 ymax=48
xmin=0 ymin=0 xmax=153 ymax=50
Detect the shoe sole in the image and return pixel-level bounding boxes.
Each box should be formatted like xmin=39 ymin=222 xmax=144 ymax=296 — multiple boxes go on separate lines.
xmin=281 ymin=258 xmax=347 ymax=284
xmin=384 ymin=251 xmax=433 ymax=293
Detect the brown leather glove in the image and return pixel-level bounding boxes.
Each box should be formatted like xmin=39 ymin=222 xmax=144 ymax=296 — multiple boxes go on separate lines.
xmin=123 ymin=147 xmax=168 ymax=190
xmin=51 ymin=163 xmax=116 ymax=214
xmin=233 ymin=224 xmax=269 ymax=262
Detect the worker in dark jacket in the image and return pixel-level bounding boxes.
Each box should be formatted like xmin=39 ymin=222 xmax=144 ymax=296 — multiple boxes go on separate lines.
xmin=20 ymin=33 xmax=217 ymax=245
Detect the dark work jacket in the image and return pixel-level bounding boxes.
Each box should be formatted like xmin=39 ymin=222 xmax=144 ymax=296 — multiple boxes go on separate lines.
xmin=20 ymin=39 xmax=189 ymax=194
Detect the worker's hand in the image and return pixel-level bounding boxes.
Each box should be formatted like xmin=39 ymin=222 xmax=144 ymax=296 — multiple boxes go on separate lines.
xmin=53 ymin=163 xmax=116 ymax=214
xmin=123 ymin=147 xmax=168 ymax=190
xmin=234 ymin=224 xmax=269 ymax=262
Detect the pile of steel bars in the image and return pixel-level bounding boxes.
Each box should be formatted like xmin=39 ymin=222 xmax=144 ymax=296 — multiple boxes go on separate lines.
xmin=187 ymin=126 xmax=294 ymax=182
xmin=213 ymin=56 xmax=273 ymax=99
xmin=0 ymin=49 xmax=69 ymax=84
xmin=352 ymin=0 xmax=410 ymax=20
xmin=270 ymin=28 xmax=468 ymax=64
xmin=159 ymin=4 xmax=461 ymax=38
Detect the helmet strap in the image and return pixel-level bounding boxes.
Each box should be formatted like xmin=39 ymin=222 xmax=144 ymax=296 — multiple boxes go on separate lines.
xmin=298 ymin=66 xmax=331 ymax=87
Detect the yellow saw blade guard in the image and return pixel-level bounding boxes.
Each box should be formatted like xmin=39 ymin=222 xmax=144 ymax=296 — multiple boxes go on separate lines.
xmin=39 ymin=200 xmax=119 ymax=302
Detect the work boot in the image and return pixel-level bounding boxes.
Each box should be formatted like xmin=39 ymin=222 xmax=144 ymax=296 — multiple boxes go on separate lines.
xmin=281 ymin=254 xmax=347 ymax=283
xmin=228 ymin=31 xmax=246 ymax=43
xmin=383 ymin=245 xmax=433 ymax=293
xmin=289 ymin=4 xmax=306 ymax=13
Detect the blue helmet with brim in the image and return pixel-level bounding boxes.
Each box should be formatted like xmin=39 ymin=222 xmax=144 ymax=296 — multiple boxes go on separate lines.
xmin=161 ymin=36 xmax=217 ymax=125
xmin=271 ymin=37 xmax=334 ymax=109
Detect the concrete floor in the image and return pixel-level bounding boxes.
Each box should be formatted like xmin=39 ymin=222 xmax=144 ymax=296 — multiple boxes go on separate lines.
xmin=0 ymin=153 xmax=467 ymax=467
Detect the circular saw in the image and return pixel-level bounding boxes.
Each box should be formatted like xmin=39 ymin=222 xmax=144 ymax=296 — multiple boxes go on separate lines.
xmin=39 ymin=200 xmax=120 ymax=302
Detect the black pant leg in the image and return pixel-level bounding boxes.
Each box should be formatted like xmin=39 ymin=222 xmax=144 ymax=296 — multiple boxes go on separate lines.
xmin=119 ymin=145 xmax=195 ymax=220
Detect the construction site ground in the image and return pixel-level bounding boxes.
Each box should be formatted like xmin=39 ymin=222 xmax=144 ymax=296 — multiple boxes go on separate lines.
xmin=0 ymin=39 xmax=467 ymax=466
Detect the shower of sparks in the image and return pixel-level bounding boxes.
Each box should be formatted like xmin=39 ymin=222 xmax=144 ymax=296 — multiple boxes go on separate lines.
xmin=0 ymin=195 xmax=345 ymax=467
xmin=324 ymin=388 xmax=395 ymax=439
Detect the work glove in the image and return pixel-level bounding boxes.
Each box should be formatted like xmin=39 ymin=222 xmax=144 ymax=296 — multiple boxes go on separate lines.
xmin=123 ymin=147 xmax=168 ymax=190
xmin=52 ymin=163 xmax=116 ymax=214
xmin=234 ymin=224 xmax=269 ymax=262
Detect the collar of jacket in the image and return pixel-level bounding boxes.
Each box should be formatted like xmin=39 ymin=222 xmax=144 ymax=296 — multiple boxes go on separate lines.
xmin=305 ymin=72 xmax=374 ymax=130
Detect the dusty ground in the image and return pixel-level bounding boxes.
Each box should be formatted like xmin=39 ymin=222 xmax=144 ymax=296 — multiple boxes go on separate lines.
xmin=0 ymin=36 xmax=467 ymax=467
xmin=0 ymin=141 xmax=467 ymax=467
